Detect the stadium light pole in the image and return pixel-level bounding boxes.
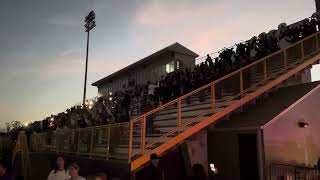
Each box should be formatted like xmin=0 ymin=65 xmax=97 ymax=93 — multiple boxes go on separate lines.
xmin=83 ymin=10 xmax=96 ymax=107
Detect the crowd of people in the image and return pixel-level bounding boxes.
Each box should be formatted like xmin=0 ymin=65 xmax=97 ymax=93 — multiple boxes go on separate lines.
xmin=26 ymin=14 xmax=320 ymax=134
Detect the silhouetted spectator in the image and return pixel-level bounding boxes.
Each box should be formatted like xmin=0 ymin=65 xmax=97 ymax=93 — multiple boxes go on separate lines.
xmin=139 ymin=153 xmax=164 ymax=180
xmin=205 ymin=54 xmax=214 ymax=67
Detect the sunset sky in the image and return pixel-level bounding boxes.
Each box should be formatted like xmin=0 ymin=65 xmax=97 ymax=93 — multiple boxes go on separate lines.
xmin=0 ymin=0 xmax=319 ymax=130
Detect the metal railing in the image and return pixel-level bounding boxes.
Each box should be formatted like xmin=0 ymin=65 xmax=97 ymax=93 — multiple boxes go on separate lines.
xmin=270 ymin=164 xmax=320 ymax=180
xmin=30 ymin=32 xmax=320 ymax=171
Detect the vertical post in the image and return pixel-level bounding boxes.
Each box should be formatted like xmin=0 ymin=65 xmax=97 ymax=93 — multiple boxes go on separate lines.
xmin=283 ymin=50 xmax=288 ymax=70
xmin=211 ymin=82 xmax=215 ymax=112
xmin=106 ymin=125 xmax=111 ymax=159
xmin=263 ymin=59 xmax=267 ymax=80
xmin=90 ymin=127 xmax=94 ymax=158
xmin=177 ymin=99 xmax=182 ymax=129
xmin=83 ymin=31 xmax=90 ymax=106
xmin=128 ymin=122 xmax=133 ymax=163
xmin=240 ymin=70 xmax=244 ymax=94
xmin=301 ymin=42 xmax=305 ymax=63
xmin=141 ymin=115 xmax=146 ymax=153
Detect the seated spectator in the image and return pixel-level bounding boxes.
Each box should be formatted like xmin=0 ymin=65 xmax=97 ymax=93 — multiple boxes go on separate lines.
xmin=67 ymin=163 xmax=85 ymax=180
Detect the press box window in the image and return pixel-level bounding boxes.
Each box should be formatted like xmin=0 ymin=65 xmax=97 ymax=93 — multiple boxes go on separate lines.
xmin=165 ymin=61 xmax=175 ymax=73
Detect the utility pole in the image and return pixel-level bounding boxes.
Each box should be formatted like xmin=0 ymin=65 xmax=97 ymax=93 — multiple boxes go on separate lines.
xmin=83 ymin=11 xmax=96 ymax=107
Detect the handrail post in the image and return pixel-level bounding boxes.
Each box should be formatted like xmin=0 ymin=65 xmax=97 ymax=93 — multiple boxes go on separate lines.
xmin=106 ymin=125 xmax=111 ymax=160
xmin=89 ymin=127 xmax=94 ymax=158
xmin=283 ymin=49 xmax=287 ymax=70
xmin=211 ymin=82 xmax=215 ymax=112
xmin=240 ymin=70 xmax=244 ymax=94
xmin=263 ymin=59 xmax=267 ymax=80
xmin=301 ymin=42 xmax=305 ymax=63
xmin=128 ymin=122 xmax=133 ymax=163
xmin=141 ymin=115 xmax=146 ymax=153
xmin=177 ymin=99 xmax=182 ymax=129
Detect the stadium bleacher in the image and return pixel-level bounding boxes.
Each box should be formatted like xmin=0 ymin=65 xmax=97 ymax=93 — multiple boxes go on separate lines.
xmin=25 ymin=13 xmax=320 ymax=179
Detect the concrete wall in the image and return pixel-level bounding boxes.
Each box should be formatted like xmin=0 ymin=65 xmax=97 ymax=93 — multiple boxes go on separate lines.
xmin=263 ymin=84 xmax=320 ymax=170
xmin=184 ymin=130 xmax=208 ymax=174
